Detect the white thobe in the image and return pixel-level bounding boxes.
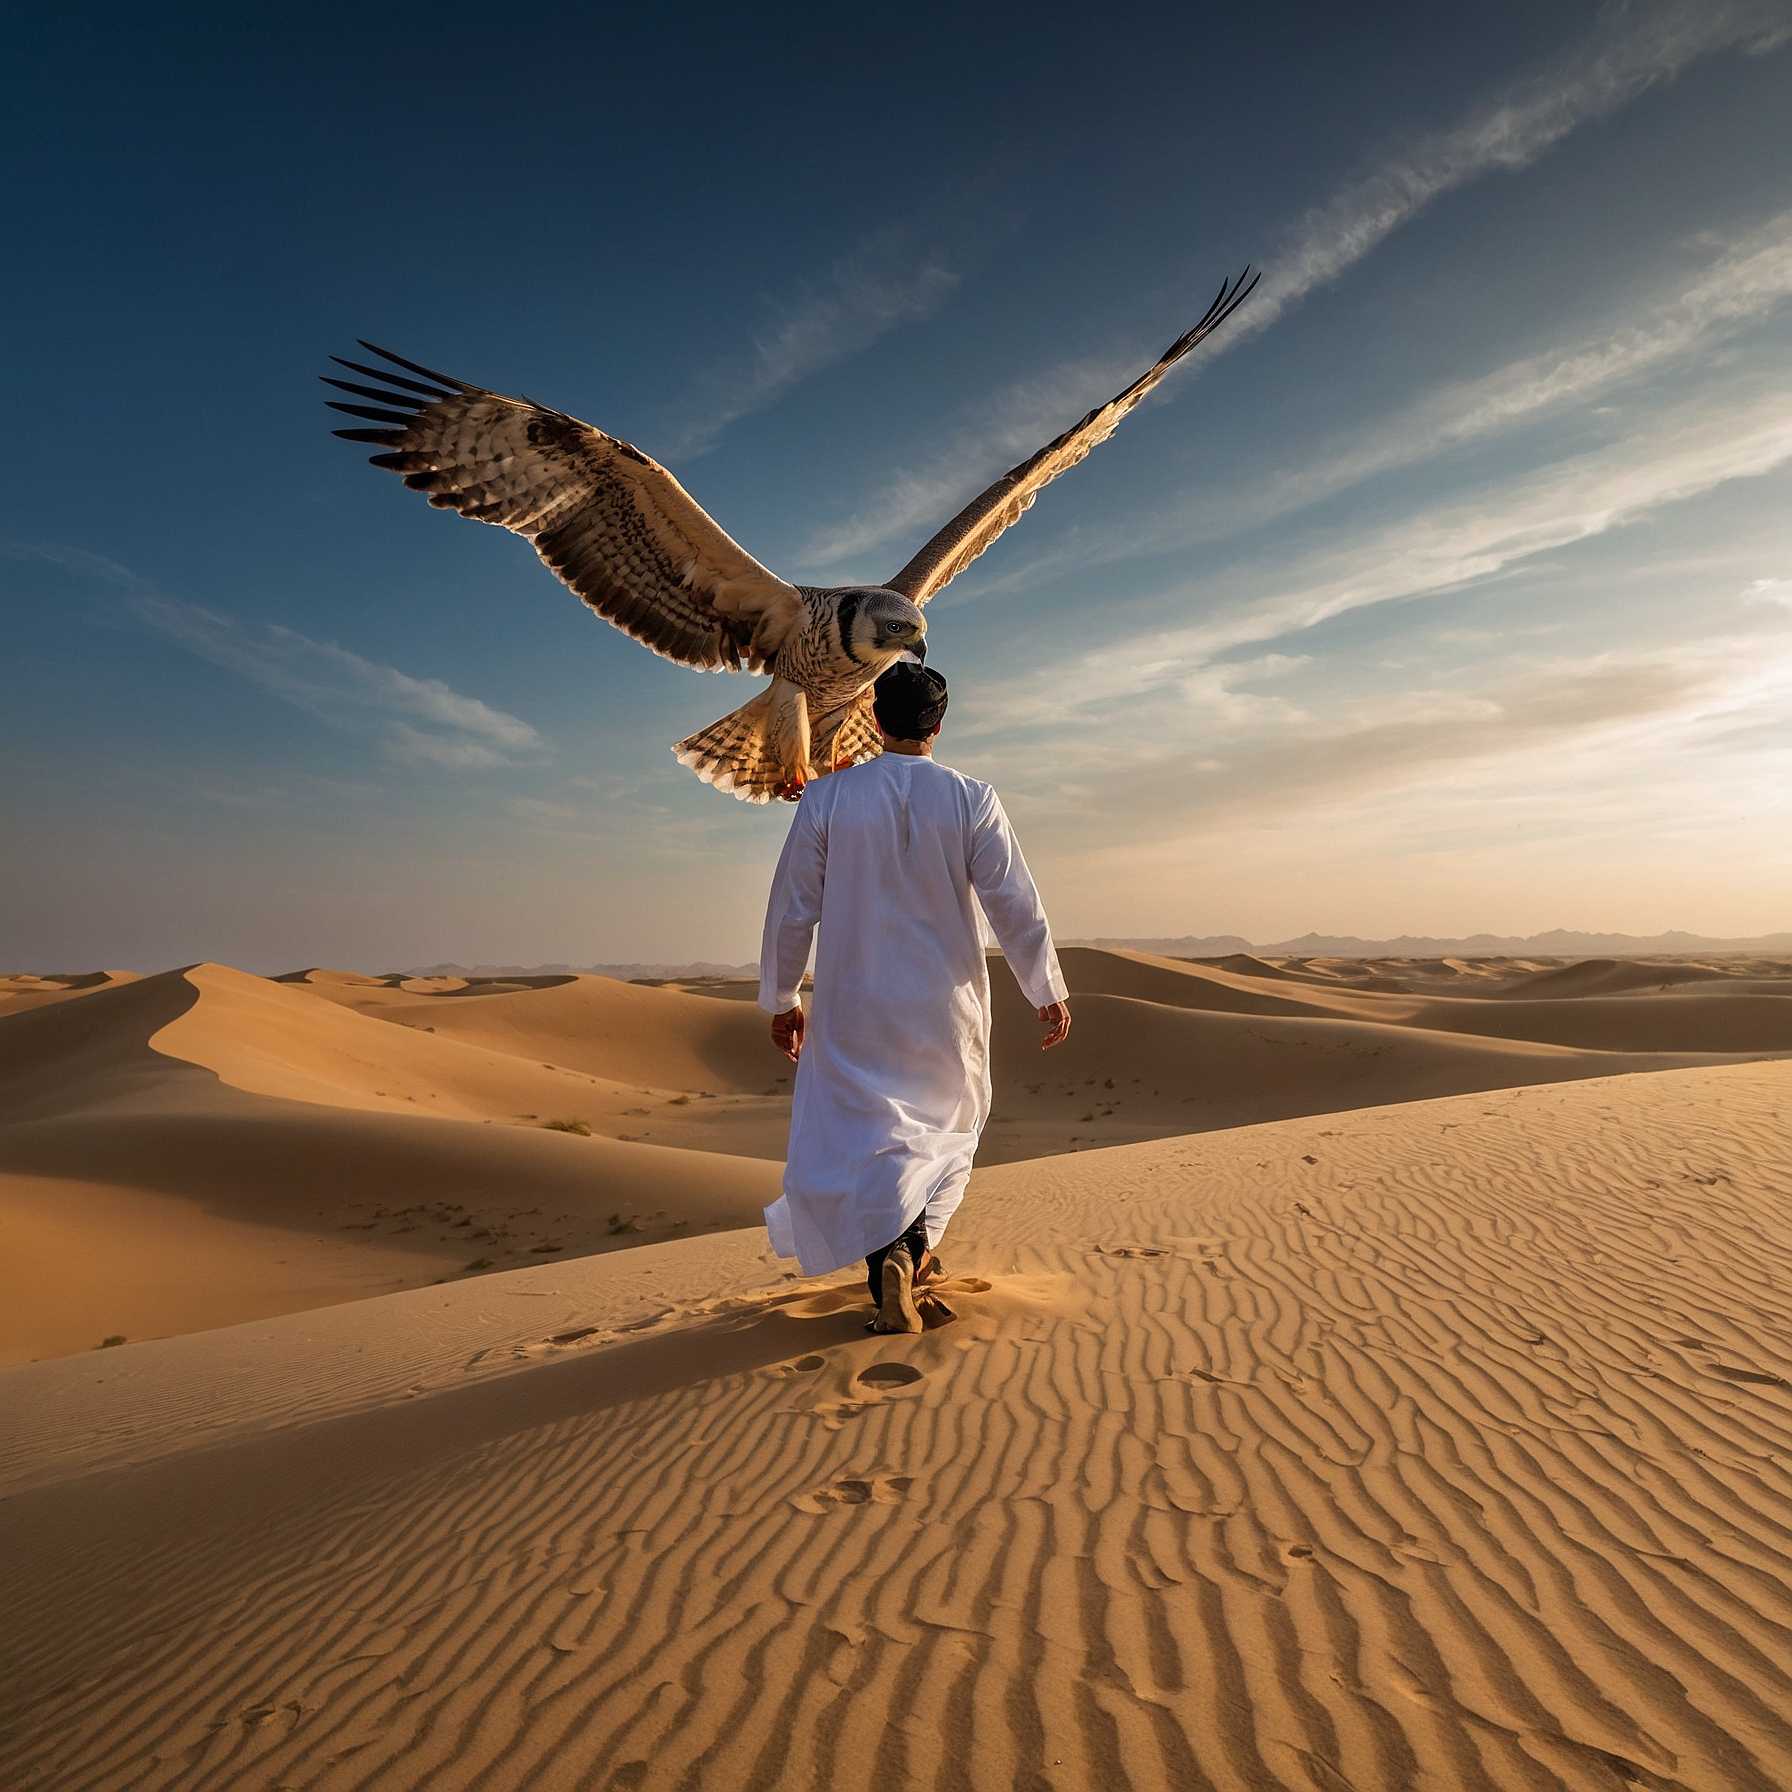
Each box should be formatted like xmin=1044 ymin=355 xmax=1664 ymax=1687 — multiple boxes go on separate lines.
xmin=758 ymin=753 xmax=1067 ymax=1277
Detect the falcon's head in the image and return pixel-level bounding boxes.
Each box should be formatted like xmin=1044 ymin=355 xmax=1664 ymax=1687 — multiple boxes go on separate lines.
xmin=842 ymin=587 xmax=928 ymax=664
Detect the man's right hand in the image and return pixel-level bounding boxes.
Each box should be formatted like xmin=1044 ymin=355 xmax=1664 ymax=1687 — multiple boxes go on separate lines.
xmin=1038 ymin=1001 xmax=1071 ymax=1049
xmin=772 ymin=1003 xmax=805 ymax=1063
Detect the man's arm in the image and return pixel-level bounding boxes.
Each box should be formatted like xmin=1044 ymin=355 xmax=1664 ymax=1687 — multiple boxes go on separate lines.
xmin=759 ymin=799 xmax=827 ymax=1059
xmin=968 ymin=788 xmax=1071 ymax=1050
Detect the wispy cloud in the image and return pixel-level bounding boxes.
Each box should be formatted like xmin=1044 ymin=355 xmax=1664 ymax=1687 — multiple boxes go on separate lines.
xmin=131 ymin=594 xmax=547 ymax=770
xmin=665 ymin=226 xmax=959 ymax=457
xmin=966 ymin=378 xmax=1792 ymax=738
xmin=998 ymin=620 xmax=1792 ymax=868
xmin=1231 ymin=0 xmax=1791 ymax=349
xmin=798 ymin=0 xmax=1792 ymax=578
xmin=1114 ymin=207 xmax=1792 ymax=563
xmin=1033 ymin=626 xmax=1792 ymax=938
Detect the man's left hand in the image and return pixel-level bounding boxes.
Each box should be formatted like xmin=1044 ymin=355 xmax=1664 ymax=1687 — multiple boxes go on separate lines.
xmin=1038 ymin=1001 xmax=1071 ymax=1049
xmin=772 ymin=1003 xmax=805 ymax=1063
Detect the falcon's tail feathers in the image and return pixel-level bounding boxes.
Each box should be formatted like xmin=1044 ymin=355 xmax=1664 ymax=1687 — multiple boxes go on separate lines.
xmin=674 ymin=678 xmax=813 ymax=803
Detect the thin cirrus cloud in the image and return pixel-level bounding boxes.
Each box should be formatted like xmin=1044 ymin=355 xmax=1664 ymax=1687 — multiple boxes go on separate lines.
xmin=997 ymin=625 xmax=1792 ymax=854
xmin=1055 ymin=643 xmax=1792 ymax=906
xmin=797 ymin=0 xmax=1792 ymax=578
xmin=1225 ymin=0 xmax=1791 ymax=350
xmin=664 ymin=226 xmax=960 ymax=458
xmin=130 ymin=592 xmax=547 ymax=771
xmin=966 ymin=377 xmax=1792 ymax=736
xmin=997 ymin=204 xmax=1792 ymax=585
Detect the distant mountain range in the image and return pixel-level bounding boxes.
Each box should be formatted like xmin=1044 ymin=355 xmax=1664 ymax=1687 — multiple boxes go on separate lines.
xmin=405 ymin=928 xmax=1791 ymax=981
xmin=1067 ymin=929 xmax=1792 ymax=958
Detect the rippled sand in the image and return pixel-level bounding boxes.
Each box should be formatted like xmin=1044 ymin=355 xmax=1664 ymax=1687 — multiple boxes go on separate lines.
xmin=5 ymin=1058 xmax=1791 ymax=1789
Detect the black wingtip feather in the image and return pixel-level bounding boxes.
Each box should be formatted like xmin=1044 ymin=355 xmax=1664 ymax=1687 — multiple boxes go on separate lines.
xmin=332 ymin=427 xmax=407 ymax=443
xmin=329 ymin=355 xmax=453 ymax=400
xmin=325 ymin=401 xmax=423 ymax=426
xmin=357 ymin=340 xmax=477 ymax=393
xmin=320 ymin=375 xmax=430 ymax=408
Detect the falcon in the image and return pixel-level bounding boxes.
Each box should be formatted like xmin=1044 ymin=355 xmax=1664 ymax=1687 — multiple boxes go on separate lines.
xmin=325 ymin=269 xmax=1257 ymax=802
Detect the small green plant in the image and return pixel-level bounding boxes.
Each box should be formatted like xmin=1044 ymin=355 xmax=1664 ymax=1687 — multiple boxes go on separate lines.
xmin=463 ymin=1257 xmax=495 ymax=1272
xmin=542 ymin=1118 xmax=591 ymax=1136
xmin=98 ymin=1335 xmax=126 ymax=1349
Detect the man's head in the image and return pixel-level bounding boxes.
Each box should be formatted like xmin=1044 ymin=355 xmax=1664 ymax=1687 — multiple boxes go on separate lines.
xmin=873 ymin=662 xmax=948 ymax=741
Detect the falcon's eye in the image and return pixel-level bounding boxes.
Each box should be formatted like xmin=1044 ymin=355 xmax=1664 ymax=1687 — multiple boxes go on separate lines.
xmin=885 ymin=621 xmax=902 ymax=633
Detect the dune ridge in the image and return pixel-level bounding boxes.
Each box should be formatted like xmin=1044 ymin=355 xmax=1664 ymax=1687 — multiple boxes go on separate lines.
xmin=3 ymin=1061 xmax=1790 ymax=1789
xmin=4 ymin=951 xmax=1789 ymax=1364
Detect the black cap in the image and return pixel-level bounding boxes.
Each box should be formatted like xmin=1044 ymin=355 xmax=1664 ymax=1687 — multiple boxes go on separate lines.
xmin=872 ymin=662 xmax=948 ymax=741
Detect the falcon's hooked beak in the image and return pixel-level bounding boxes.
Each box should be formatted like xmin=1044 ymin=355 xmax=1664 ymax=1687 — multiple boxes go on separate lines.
xmin=907 ymin=634 xmax=927 ymax=663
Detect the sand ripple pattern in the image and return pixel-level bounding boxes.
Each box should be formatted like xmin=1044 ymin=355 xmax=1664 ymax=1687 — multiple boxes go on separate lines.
xmin=4 ymin=1062 xmax=1792 ymax=1790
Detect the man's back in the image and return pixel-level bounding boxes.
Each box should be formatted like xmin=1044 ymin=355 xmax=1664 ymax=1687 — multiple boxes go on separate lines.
xmin=801 ymin=754 xmax=989 ymax=1014
xmin=756 ymin=674 xmax=1066 ymax=1282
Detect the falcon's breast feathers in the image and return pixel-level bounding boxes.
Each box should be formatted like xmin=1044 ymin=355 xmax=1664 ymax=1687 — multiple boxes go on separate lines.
xmin=325 ymin=345 xmax=802 ymax=672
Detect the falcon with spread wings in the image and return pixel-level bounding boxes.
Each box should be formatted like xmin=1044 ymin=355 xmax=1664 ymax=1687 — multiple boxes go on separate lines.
xmin=325 ymin=269 xmax=1257 ymax=802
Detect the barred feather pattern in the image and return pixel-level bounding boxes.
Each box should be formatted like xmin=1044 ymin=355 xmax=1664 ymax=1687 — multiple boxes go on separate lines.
xmin=327 ymin=347 xmax=801 ymax=673
xmin=673 ymin=587 xmax=921 ymax=800
xmin=778 ymin=588 xmax=908 ymax=714
xmin=672 ymin=683 xmax=804 ymax=804
xmin=326 ymin=306 xmax=1340 ymax=803
xmin=811 ymin=689 xmax=885 ymax=773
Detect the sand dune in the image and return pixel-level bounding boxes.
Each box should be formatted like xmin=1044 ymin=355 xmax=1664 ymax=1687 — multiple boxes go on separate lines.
xmin=280 ymin=966 xmax=783 ymax=1093
xmin=5 ymin=1060 xmax=1790 ymax=1789
xmin=0 ymin=966 xmax=790 ymax=1363
xmin=0 ymin=969 xmax=142 ymax=1017
xmin=975 ymin=975 xmax=1745 ymax=1160
xmin=1058 ymin=947 xmax=1792 ymax=1051
xmin=4 ymin=952 xmax=1787 ymax=1363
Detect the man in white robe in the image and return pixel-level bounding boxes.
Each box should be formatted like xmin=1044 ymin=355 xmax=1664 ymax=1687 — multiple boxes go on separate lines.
xmin=759 ymin=663 xmax=1071 ymax=1333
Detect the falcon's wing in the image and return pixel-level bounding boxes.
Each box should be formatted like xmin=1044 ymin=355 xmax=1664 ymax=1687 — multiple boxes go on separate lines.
xmin=325 ymin=343 xmax=802 ymax=672
xmin=884 ymin=269 xmax=1258 ymax=605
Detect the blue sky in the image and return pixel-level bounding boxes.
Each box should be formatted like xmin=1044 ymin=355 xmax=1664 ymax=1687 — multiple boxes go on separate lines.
xmin=4 ymin=1 xmax=1790 ymax=970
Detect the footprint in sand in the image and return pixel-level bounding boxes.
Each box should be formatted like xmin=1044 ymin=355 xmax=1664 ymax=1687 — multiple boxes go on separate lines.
xmin=766 ymin=1354 xmax=829 ymax=1378
xmin=1095 ymin=1245 xmax=1167 ymax=1259
xmin=792 ymin=1475 xmax=913 ymax=1513
xmin=856 ymin=1362 xmax=924 ymax=1389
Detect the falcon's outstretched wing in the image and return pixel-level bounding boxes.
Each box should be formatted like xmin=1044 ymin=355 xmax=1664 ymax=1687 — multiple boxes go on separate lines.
xmin=884 ymin=268 xmax=1259 ymax=605
xmin=325 ymin=344 xmax=801 ymax=672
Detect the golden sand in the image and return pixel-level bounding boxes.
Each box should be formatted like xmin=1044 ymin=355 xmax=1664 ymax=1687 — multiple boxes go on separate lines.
xmin=3 ymin=954 xmax=1790 ymax=1787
